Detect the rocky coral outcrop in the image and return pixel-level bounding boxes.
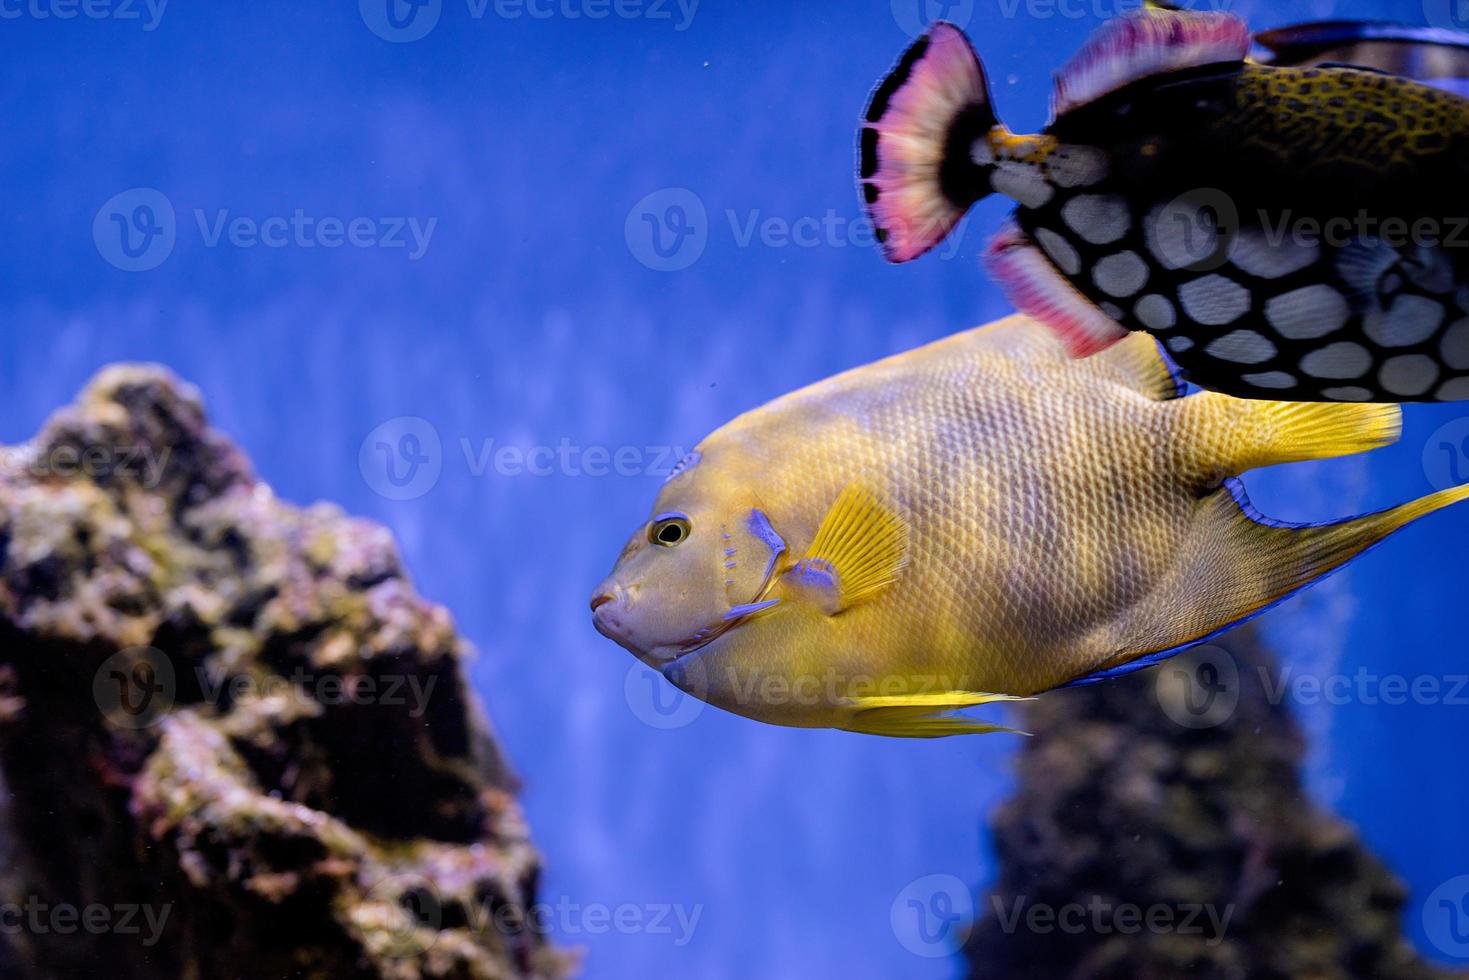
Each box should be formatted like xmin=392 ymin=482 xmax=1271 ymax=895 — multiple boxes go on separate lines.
xmin=0 ymin=366 xmax=567 ymax=979
xmin=964 ymin=628 xmax=1461 ymax=980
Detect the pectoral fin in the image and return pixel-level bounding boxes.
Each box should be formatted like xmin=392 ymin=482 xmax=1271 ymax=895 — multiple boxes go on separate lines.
xmin=838 ymin=692 xmax=1033 ymax=738
xmin=783 ymin=484 xmax=909 ymax=615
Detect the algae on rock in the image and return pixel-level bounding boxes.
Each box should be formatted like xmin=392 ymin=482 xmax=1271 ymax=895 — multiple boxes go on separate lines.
xmin=0 ymin=365 xmax=568 ymax=979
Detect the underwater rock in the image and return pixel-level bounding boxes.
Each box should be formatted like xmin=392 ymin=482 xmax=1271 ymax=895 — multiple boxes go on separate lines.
xmin=964 ymin=627 xmax=1462 ymax=980
xmin=0 ymin=366 xmax=568 ymax=978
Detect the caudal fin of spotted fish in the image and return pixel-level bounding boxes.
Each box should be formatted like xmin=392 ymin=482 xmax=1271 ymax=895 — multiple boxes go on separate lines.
xmin=858 ymin=23 xmax=997 ymax=262
xmin=983 ymin=7 xmax=1251 ymax=358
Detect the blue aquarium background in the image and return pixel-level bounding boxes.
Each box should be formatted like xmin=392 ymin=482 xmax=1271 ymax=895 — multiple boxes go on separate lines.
xmin=3 ymin=0 xmax=1468 ymax=975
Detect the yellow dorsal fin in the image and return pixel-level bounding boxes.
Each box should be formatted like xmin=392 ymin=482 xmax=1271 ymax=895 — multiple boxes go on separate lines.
xmin=1100 ymin=332 xmax=1187 ymax=401
xmin=1182 ymin=392 xmax=1401 ymax=481
xmin=839 ymin=692 xmax=1033 ymax=738
xmin=790 ymin=484 xmax=909 ymax=613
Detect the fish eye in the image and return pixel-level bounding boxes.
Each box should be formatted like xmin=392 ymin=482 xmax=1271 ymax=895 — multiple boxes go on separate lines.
xmin=649 ymin=515 xmax=691 ymax=547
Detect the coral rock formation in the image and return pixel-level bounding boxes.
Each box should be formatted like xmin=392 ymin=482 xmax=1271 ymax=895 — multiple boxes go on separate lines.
xmin=0 ymin=365 xmax=566 ymax=979
xmin=964 ymin=629 xmax=1462 ymax=980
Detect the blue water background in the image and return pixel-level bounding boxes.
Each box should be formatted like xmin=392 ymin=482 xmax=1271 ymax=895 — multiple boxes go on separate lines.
xmin=2 ymin=1 xmax=1466 ymax=975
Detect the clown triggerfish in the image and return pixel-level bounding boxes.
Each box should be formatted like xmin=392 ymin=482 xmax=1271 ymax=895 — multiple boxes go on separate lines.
xmin=590 ymin=317 xmax=1468 ymax=737
xmin=860 ymin=6 xmax=1469 ymax=402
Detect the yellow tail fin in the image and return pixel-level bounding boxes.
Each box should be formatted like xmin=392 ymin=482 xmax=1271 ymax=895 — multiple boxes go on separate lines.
xmin=1183 ymin=392 xmax=1401 ymax=480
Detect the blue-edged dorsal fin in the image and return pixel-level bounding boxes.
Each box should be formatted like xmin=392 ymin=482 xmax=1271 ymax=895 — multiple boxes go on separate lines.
xmin=1053 ymin=7 xmax=1252 ymax=117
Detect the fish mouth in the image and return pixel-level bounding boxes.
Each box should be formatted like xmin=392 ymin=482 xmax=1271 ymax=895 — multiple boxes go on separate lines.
xmin=591 ymin=598 xmax=730 ymax=667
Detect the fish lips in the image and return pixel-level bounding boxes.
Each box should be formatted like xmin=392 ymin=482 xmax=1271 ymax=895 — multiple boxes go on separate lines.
xmin=591 ymin=599 xmax=713 ymax=667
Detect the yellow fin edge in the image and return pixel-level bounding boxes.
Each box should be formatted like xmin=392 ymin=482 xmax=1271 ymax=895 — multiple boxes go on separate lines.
xmin=838 ymin=692 xmax=1034 ymax=739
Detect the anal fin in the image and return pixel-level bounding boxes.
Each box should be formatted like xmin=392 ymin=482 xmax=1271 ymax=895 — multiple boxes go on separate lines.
xmin=985 ymin=219 xmax=1129 ymax=358
xmin=839 ymin=692 xmax=1032 ymax=739
xmin=1076 ymin=478 xmax=1469 ymax=684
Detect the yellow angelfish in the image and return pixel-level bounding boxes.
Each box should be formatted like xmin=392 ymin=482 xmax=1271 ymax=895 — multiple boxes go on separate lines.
xmin=591 ymin=316 xmax=1468 ymax=737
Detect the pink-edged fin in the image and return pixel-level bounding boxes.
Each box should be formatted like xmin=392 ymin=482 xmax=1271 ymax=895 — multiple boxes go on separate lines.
xmin=985 ymin=220 xmax=1129 ymax=358
xmin=859 ymin=22 xmax=996 ymax=263
xmin=1053 ymin=7 xmax=1251 ymax=116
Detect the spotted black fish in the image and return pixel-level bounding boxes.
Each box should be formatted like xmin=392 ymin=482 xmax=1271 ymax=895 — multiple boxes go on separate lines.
xmin=859 ymin=6 xmax=1469 ymax=402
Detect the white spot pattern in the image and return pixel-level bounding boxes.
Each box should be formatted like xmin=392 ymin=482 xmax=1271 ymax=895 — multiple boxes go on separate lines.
xmin=993 ymin=167 xmax=1054 ymax=209
xmin=1436 ymin=377 xmax=1469 ymax=400
xmin=1300 ymin=342 xmax=1372 ymax=379
xmin=1378 ymin=354 xmax=1439 ymax=396
xmin=1145 ymin=200 xmax=1220 ymax=270
xmin=1045 ymin=145 xmax=1109 ymax=188
xmin=1363 ymin=294 xmax=1445 ymax=348
xmin=1179 ymin=275 xmax=1251 ymax=326
xmin=1061 ymin=194 xmax=1130 ymax=245
xmin=1242 ymin=371 xmax=1296 ymax=389
xmin=1035 ymin=228 xmax=1081 ymax=276
xmin=1264 ymin=285 xmax=1349 ymax=340
xmin=1229 ymin=228 xmax=1318 ymax=279
xmin=1205 ymin=329 xmax=1276 ymax=364
xmin=1322 ymin=386 xmax=1375 ymax=401
xmin=1441 ymin=318 xmax=1469 ymax=370
xmin=1134 ymin=294 xmax=1176 ymax=331
xmin=1093 ymin=251 xmax=1149 ymax=297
